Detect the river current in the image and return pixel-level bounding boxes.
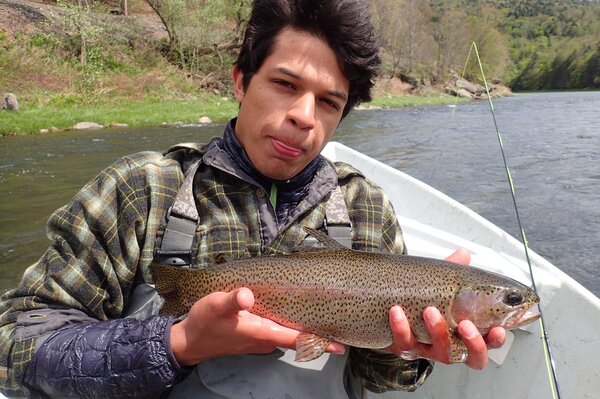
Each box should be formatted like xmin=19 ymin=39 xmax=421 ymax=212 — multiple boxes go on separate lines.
xmin=1 ymin=91 xmax=599 ymax=296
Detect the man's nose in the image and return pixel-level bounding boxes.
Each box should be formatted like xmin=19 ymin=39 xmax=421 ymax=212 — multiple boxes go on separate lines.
xmin=288 ymin=93 xmax=316 ymax=130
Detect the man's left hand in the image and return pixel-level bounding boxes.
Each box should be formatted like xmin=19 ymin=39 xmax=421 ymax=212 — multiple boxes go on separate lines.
xmin=385 ymin=248 xmax=506 ymax=370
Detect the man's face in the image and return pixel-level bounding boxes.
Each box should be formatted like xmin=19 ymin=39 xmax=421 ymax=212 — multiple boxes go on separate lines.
xmin=233 ymin=28 xmax=349 ymax=181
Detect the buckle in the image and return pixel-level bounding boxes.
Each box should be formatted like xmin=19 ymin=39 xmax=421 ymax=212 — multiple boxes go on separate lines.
xmin=155 ymin=250 xmax=192 ymax=267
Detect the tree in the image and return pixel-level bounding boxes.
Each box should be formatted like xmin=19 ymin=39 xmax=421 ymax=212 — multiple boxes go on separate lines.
xmin=143 ymin=0 xmax=250 ymax=86
xmin=433 ymin=9 xmax=472 ymax=81
xmin=371 ymin=0 xmax=435 ymax=79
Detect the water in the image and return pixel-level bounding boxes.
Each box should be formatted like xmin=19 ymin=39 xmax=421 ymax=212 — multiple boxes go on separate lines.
xmin=1 ymin=91 xmax=599 ymax=296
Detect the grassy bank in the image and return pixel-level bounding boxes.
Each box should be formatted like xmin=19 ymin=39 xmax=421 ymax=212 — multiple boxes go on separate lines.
xmin=0 ymin=93 xmax=467 ymax=136
xmin=0 ymin=18 xmax=467 ymax=137
xmin=0 ymin=94 xmax=239 ymax=136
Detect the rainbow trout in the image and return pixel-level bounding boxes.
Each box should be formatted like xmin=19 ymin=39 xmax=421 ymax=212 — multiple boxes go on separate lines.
xmin=150 ymin=227 xmax=540 ymax=362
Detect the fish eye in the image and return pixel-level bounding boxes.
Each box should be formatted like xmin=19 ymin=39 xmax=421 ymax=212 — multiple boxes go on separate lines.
xmin=504 ymin=291 xmax=524 ymax=306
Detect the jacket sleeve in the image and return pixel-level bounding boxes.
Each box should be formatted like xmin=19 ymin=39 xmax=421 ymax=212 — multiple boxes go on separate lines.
xmin=24 ymin=315 xmax=190 ymax=398
xmin=340 ymin=170 xmax=434 ymax=392
xmin=0 ymin=152 xmax=182 ymax=397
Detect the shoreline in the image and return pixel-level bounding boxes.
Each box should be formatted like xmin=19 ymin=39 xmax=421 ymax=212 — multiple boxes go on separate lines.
xmin=0 ymin=93 xmax=470 ymax=137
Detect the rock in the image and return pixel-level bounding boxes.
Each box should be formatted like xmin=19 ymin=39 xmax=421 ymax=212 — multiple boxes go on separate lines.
xmin=490 ymin=85 xmax=512 ymax=97
xmin=198 ymin=116 xmax=212 ymax=125
xmin=110 ymin=123 xmax=129 ymax=128
xmin=455 ymin=78 xmax=480 ymax=95
xmin=4 ymin=93 xmax=19 ymax=111
xmin=39 ymin=129 xmax=49 ymax=134
xmin=73 ymin=122 xmax=104 ymax=130
xmin=456 ymin=88 xmax=474 ymax=99
xmin=444 ymin=86 xmax=457 ymax=96
xmin=50 ymin=126 xmax=59 ymax=132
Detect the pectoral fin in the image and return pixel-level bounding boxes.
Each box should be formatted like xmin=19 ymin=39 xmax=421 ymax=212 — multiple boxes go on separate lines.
xmin=295 ymin=333 xmax=332 ymax=362
xmin=448 ymin=330 xmax=469 ymax=363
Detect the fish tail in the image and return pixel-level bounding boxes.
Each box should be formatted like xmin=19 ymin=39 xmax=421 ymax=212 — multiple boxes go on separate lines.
xmin=149 ymin=264 xmax=189 ymax=316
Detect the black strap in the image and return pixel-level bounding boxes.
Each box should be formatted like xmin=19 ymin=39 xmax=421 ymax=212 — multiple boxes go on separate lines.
xmin=324 ymin=186 xmax=352 ymax=248
xmin=155 ymin=159 xmax=202 ymax=266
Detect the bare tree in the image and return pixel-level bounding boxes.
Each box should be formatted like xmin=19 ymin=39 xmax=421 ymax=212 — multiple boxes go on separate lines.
xmin=433 ymin=9 xmax=473 ymax=81
xmin=372 ymin=0 xmax=435 ymax=79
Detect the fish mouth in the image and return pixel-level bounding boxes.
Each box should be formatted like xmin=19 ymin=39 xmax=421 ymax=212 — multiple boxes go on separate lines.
xmin=505 ymin=308 xmax=541 ymax=329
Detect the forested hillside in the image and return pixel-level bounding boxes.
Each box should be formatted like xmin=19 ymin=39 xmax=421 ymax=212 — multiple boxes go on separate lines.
xmin=1 ymin=0 xmax=599 ymax=101
xmin=373 ymin=0 xmax=600 ymax=89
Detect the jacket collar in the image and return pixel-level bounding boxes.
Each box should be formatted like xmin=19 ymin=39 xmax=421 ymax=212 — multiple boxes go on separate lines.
xmin=164 ymin=119 xmax=340 ymax=222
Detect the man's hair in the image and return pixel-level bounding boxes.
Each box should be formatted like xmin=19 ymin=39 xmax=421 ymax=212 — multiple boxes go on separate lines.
xmin=236 ymin=0 xmax=381 ymax=117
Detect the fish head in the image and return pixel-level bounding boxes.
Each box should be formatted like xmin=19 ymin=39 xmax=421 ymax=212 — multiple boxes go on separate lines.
xmin=451 ymin=276 xmax=541 ymax=334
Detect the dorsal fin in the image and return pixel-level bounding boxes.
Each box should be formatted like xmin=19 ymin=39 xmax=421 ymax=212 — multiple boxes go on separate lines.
xmin=302 ymin=226 xmax=347 ymax=250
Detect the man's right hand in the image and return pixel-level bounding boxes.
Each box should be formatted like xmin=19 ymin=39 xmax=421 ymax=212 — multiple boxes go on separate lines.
xmin=169 ymin=288 xmax=345 ymax=366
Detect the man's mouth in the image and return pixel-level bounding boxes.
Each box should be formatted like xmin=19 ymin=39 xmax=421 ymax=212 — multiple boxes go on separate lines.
xmin=271 ymin=138 xmax=302 ymax=158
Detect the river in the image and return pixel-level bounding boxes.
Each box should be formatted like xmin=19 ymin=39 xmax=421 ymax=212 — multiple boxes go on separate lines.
xmin=1 ymin=91 xmax=599 ymax=297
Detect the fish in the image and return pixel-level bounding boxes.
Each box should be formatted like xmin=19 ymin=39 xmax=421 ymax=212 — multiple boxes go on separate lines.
xmin=150 ymin=227 xmax=540 ymax=363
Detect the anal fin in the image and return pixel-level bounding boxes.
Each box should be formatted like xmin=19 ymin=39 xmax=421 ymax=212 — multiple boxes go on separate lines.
xmin=295 ymin=333 xmax=332 ymax=362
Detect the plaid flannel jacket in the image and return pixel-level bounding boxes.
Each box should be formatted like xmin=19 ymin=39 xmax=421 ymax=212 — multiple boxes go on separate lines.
xmin=0 ymin=136 xmax=432 ymax=397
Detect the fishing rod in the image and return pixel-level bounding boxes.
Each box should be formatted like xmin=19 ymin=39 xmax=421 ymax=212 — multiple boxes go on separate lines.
xmin=453 ymin=42 xmax=562 ymax=399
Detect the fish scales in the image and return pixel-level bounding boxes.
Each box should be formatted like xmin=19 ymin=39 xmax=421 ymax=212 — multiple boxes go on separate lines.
xmin=151 ymin=233 xmax=540 ymax=363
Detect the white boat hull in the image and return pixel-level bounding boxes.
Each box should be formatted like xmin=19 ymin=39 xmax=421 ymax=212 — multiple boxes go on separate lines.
xmin=322 ymin=141 xmax=600 ymax=399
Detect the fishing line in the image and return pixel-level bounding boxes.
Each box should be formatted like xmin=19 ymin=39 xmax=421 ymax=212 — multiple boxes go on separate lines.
xmin=453 ymin=42 xmax=562 ymax=399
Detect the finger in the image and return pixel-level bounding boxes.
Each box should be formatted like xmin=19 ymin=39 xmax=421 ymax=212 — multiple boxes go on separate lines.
xmin=233 ymin=287 xmax=255 ymax=311
xmin=389 ymin=305 xmax=417 ymax=351
xmin=325 ymin=341 xmax=346 ymax=355
xmin=445 ymin=248 xmax=471 ymax=266
xmin=457 ymin=320 xmax=488 ymax=370
xmin=248 ymin=317 xmax=345 ymax=354
xmin=414 ymin=307 xmax=451 ymax=362
xmin=209 ymin=288 xmax=255 ymax=316
xmin=423 ymin=307 xmax=449 ymax=347
xmin=485 ymin=326 xmax=506 ymax=349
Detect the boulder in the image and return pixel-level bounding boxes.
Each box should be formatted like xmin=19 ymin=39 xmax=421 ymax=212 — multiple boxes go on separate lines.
xmin=198 ymin=116 xmax=212 ymax=125
xmin=110 ymin=123 xmax=129 ymax=128
xmin=73 ymin=122 xmax=104 ymax=130
xmin=456 ymin=78 xmax=480 ymax=95
xmin=4 ymin=93 xmax=19 ymax=111
xmin=456 ymin=88 xmax=474 ymax=99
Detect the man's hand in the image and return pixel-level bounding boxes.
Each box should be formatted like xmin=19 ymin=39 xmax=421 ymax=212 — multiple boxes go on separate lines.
xmin=170 ymin=288 xmax=345 ymax=366
xmin=386 ymin=248 xmax=506 ymax=370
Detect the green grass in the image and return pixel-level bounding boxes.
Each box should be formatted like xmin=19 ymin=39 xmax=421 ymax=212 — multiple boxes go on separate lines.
xmin=0 ymin=95 xmax=239 ymax=136
xmin=368 ymin=94 xmax=470 ymax=108
xmin=0 ymin=91 xmax=471 ymax=136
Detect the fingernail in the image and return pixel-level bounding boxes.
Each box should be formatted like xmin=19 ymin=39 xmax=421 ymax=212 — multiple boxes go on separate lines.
xmin=333 ymin=344 xmax=346 ymax=355
xmin=461 ymin=322 xmax=478 ymax=339
xmin=390 ymin=306 xmax=405 ymax=323
xmin=423 ymin=307 xmax=441 ymax=324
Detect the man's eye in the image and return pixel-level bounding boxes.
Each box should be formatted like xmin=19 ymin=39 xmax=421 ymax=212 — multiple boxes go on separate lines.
xmin=322 ymin=99 xmax=340 ymax=111
xmin=275 ymin=80 xmax=295 ymax=89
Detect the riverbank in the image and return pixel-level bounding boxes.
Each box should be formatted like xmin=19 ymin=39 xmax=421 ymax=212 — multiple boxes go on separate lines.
xmin=0 ymin=92 xmax=471 ymax=136
xmin=0 ymin=0 xmax=492 ymax=136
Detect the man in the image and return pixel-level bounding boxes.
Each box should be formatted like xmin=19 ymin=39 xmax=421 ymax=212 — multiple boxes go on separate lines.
xmin=0 ymin=0 xmax=505 ymax=397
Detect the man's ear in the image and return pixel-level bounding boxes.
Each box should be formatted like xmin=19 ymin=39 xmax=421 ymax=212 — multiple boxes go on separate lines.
xmin=232 ymin=66 xmax=245 ymax=103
